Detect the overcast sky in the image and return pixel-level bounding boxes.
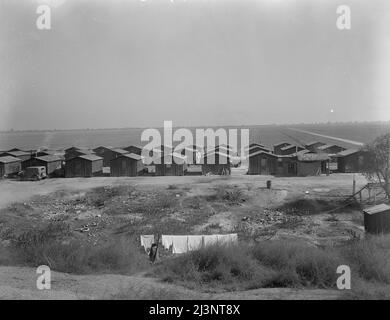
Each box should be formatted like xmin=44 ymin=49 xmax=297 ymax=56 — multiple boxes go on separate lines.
xmin=0 ymin=0 xmax=389 ymax=130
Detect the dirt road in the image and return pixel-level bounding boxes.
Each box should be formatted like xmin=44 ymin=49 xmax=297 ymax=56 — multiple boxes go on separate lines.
xmin=287 ymin=128 xmax=364 ymax=146
xmin=0 ymin=266 xmax=342 ymax=300
xmin=0 ymin=174 xmax=367 ymax=210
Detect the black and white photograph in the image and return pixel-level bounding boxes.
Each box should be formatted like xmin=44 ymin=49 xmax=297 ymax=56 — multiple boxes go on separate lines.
xmin=0 ymin=0 xmax=390 ymax=305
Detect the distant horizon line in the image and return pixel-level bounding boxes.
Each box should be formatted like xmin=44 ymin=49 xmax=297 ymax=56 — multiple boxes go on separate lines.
xmin=1 ymin=120 xmax=390 ymax=133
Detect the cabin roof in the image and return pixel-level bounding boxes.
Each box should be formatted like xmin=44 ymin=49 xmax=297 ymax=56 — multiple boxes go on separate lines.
xmin=35 ymin=155 xmax=63 ymax=162
xmin=111 ymin=148 xmax=129 ymax=155
xmin=273 ymin=142 xmax=290 ymax=147
xmin=2 ymin=150 xmax=29 ymax=157
xmin=77 ymin=154 xmax=103 ymax=162
xmin=249 ymin=150 xmax=278 ymax=158
xmin=336 ymin=149 xmax=360 ymax=157
xmin=318 ymin=144 xmax=339 ymax=150
xmin=0 ymin=156 xmax=22 ymax=163
xmin=305 ymin=141 xmax=325 ymax=147
xmin=203 ymin=150 xmax=230 ymax=159
xmin=280 ymin=145 xmax=297 ymax=151
xmin=116 ymin=153 xmax=142 ymax=161
xmin=297 ymin=153 xmax=330 ymax=162
xmin=363 ymin=204 xmax=390 ymax=215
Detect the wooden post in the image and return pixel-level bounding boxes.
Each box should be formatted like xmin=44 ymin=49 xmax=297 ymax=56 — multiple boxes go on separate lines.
xmin=367 ymin=186 xmax=371 ymax=203
xmin=352 ymin=174 xmax=356 ymax=196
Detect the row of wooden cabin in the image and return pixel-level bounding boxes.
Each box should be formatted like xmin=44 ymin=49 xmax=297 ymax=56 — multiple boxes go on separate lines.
xmin=0 ymin=140 xmax=367 ymax=179
xmin=247 ymin=141 xmax=367 ymax=176
xmin=0 ymin=144 xmax=234 ymax=178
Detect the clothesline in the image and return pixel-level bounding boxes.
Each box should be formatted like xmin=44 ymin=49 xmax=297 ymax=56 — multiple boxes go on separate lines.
xmin=140 ymin=233 xmax=238 ymax=254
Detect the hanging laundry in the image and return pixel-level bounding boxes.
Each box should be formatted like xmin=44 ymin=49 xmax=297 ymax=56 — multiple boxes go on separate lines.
xmin=171 ymin=235 xmax=188 ymax=254
xmin=229 ymin=233 xmax=238 ymax=243
xmin=161 ymin=235 xmax=174 ymax=250
xmin=140 ymin=235 xmax=154 ymax=253
xmin=217 ymin=233 xmax=238 ymax=245
xmin=187 ymin=235 xmax=203 ymax=251
xmin=203 ymin=234 xmax=218 ymax=247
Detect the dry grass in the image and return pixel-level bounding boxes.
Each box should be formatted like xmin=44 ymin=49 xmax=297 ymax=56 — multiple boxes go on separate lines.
xmin=205 ymin=185 xmax=247 ymax=205
xmin=278 ymin=198 xmax=360 ymax=216
xmin=153 ymin=236 xmax=390 ymax=292
xmin=3 ymin=221 xmax=149 ymax=275
xmin=153 ymin=243 xmax=275 ymax=290
xmin=251 ymin=240 xmax=343 ymax=288
xmin=108 ymin=286 xmax=183 ymax=300
xmin=342 ymin=235 xmax=390 ymax=283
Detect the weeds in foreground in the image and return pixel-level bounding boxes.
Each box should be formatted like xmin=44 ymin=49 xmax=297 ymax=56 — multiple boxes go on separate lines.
xmin=153 ymin=236 xmax=390 ymax=292
xmin=4 ymin=221 xmax=149 ymax=274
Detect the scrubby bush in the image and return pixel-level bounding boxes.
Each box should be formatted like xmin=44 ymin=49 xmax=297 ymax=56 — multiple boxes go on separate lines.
xmin=223 ymin=188 xmax=245 ymax=204
xmin=205 ymin=185 xmax=246 ymax=205
xmin=85 ymin=186 xmax=132 ymax=207
xmin=251 ymin=240 xmax=343 ymax=288
xmin=7 ymin=221 xmax=148 ymax=274
xmin=154 ymin=243 xmax=275 ymax=289
xmin=342 ymin=235 xmax=390 ymax=283
xmin=38 ymin=238 xmax=148 ymax=274
xmin=155 ymin=240 xmax=347 ymax=290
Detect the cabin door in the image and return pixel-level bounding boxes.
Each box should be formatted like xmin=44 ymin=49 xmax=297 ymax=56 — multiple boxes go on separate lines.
xmin=121 ymin=159 xmax=127 ymax=175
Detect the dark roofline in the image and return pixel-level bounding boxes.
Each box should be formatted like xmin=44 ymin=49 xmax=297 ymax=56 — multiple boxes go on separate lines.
xmin=280 ymin=145 xmax=297 ymax=151
xmin=34 ymin=155 xmax=63 ymax=162
xmin=249 ymin=150 xmax=278 ymax=158
xmin=113 ymin=153 xmax=142 ymax=161
xmin=305 ymin=141 xmax=325 ymax=147
xmin=67 ymin=154 xmax=103 ymax=162
xmin=0 ymin=156 xmax=22 ymax=163
xmin=273 ymin=142 xmax=290 ymax=147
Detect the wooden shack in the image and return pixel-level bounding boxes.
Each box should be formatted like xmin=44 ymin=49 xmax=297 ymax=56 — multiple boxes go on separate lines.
xmin=92 ymin=146 xmax=129 ymax=166
xmin=296 ymin=153 xmax=329 ymax=176
xmin=279 ymin=145 xmax=305 ymax=156
xmin=155 ymin=153 xmax=186 ymax=176
xmin=305 ymin=141 xmax=326 ymax=152
xmin=122 ymin=145 xmax=142 ymax=155
xmin=336 ymin=149 xmax=365 ymax=173
xmin=248 ymin=145 xmax=272 ymax=155
xmin=0 ymin=156 xmax=22 ymax=178
xmin=35 ymin=150 xmax=65 ymax=159
xmin=363 ymin=204 xmax=390 ymax=234
xmin=23 ymin=155 xmax=63 ymax=176
xmin=248 ymin=151 xmax=277 ymax=175
xmin=65 ymin=154 xmax=103 ymax=178
xmin=248 ymin=142 xmax=266 ymax=149
xmin=202 ymin=151 xmax=231 ymax=175
xmin=64 ymin=148 xmax=95 ymax=161
xmin=276 ymin=156 xmax=297 ymax=176
xmin=273 ymin=142 xmax=291 ymax=155
xmin=110 ymin=153 xmax=144 ymax=177
xmin=317 ymin=144 xmax=346 ymax=154
xmin=178 ymin=145 xmax=203 ymax=164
